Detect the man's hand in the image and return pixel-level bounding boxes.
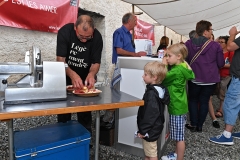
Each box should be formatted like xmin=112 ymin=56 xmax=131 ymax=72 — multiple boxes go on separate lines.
xmin=227 ymin=26 xmax=240 ymax=51
xmin=85 ymin=63 xmax=100 ymax=89
xmin=135 ymin=51 xmax=147 ymax=57
xmin=116 ymin=48 xmax=147 ymax=57
xmin=229 ymin=26 xmax=239 ymax=36
xmin=70 ymin=72 xmax=84 ymax=89
xmin=85 ymin=73 xmax=96 ymax=89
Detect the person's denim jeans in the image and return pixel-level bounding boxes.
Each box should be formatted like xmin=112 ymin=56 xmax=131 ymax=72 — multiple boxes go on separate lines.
xmin=223 ymin=76 xmax=240 ymax=126
xmin=188 ymin=81 xmax=216 ymax=128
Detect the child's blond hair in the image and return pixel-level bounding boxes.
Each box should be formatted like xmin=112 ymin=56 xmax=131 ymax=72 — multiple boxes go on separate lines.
xmin=167 ymin=43 xmax=188 ymax=62
xmin=144 ymin=61 xmax=167 ymax=83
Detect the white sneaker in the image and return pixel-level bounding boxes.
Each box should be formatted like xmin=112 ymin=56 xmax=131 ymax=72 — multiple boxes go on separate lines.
xmin=161 ymin=153 xmax=177 ymax=160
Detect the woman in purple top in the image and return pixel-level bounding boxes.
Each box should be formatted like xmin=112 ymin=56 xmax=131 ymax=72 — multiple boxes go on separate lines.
xmin=185 ymin=20 xmax=225 ymax=132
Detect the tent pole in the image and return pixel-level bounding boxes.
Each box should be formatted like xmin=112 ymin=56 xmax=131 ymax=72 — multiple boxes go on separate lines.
xmin=164 ymin=26 xmax=166 ymax=36
xmin=132 ymin=4 xmax=135 ymax=40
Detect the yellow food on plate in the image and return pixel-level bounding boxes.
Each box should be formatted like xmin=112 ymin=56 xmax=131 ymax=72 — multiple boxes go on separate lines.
xmin=74 ymin=86 xmax=96 ymax=94
xmin=82 ymin=86 xmax=88 ymax=93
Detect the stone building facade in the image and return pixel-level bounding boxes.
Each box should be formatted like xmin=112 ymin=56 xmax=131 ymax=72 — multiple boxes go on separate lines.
xmin=0 ymin=0 xmax=188 ymax=84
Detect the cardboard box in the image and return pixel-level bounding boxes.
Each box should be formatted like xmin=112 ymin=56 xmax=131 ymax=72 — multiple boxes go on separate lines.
xmin=14 ymin=121 xmax=90 ymax=160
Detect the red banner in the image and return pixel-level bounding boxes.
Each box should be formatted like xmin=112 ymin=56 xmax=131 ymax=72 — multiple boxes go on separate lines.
xmin=134 ymin=19 xmax=155 ymax=46
xmin=0 ymin=0 xmax=79 ymax=33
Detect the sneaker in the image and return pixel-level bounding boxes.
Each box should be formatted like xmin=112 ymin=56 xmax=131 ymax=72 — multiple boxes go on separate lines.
xmin=161 ymin=153 xmax=177 ymax=160
xmin=232 ymin=132 xmax=240 ymax=139
xmin=209 ymin=134 xmax=234 ymax=145
xmin=212 ymin=120 xmax=220 ymax=128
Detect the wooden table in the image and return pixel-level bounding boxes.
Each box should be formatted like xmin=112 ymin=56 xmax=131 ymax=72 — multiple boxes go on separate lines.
xmin=0 ymin=87 xmax=144 ymax=160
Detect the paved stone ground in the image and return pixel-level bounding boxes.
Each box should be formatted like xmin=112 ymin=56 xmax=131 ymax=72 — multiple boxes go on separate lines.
xmin=0 ymin=96 xmax=240 ymax=160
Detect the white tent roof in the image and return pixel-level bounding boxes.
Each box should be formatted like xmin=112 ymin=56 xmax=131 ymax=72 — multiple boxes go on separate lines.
xmin=122 ymin=0 xmax=240 ymax=38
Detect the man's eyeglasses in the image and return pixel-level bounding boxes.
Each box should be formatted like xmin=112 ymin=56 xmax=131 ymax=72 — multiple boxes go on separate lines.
xmin=209 ymin=29 xmax=214 ymax=31
xmin=76 ymin=30 xmax=93 ymax=41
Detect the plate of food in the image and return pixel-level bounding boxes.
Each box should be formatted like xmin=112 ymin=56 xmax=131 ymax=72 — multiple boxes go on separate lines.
xmin=66 ymin=85 xmax=75 ymax=92
xmin=73 ymin=86 xmax=102 ymax=97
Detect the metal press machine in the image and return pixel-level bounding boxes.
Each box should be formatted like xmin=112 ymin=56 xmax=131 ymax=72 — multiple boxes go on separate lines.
xmin=0 ymin=46 xmax=67 ymax=104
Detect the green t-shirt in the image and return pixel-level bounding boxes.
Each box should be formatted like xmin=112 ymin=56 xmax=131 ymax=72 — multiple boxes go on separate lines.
xmin=162 ymin=62 xmax=195 ymax=115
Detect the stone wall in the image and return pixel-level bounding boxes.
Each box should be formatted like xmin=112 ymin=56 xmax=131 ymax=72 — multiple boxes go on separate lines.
xmin=0 ymin=0 xmax=188 ymax=84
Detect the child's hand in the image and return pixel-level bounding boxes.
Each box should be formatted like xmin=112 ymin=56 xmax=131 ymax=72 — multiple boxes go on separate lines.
xmin=137 ymin=133 xmax=145 ymax=139
xmin=162 ymin=56 xmax=168 ymax=65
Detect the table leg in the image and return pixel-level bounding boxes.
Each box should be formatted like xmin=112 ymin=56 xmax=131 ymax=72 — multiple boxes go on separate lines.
xmin=95 ymin=110 xmax=100 ymax=160
xmin=7 ymin=119 xmax=14 ymax=160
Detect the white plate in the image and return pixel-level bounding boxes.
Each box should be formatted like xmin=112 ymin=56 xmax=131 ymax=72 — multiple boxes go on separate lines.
xmin=66 ymin=85 xmax=75 ymax=92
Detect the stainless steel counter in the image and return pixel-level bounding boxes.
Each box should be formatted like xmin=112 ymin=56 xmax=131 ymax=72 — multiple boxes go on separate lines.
xmin=0 ymin=86 xmax=144 ymax=160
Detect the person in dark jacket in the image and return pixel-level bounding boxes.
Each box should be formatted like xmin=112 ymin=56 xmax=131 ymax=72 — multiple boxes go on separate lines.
xmin=137 ymin=61 xmax=170 ymax=160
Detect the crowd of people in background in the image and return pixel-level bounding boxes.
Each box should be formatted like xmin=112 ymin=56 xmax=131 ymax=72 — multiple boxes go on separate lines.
xmin=56 ymin=12 xmax=240 ymax=160
xmin=133 ymin=19 xmax=240 ymax=160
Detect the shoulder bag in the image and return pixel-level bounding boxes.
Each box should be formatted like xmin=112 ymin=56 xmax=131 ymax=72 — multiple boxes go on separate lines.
xmin=190 ymin=40 xmax=211 ymax=65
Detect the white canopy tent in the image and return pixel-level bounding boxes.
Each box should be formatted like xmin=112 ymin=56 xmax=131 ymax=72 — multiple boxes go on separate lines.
xmin=122 ymin=0 xmax=240 ymax=38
